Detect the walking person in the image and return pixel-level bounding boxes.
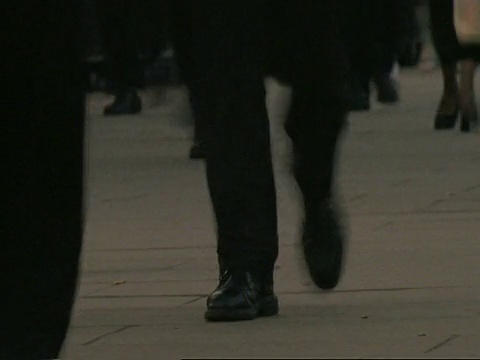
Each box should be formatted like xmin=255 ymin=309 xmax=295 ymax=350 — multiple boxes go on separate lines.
xmin=167 ymin=3 xmax=207 ymax=159
xmin=346 ymin=0 xmax=415 ymax=111
xmin=96 ymin=0 xmax=144 ymax=115
xmin=430 ymin=0 xmax=480 ymax=132
xmin=3 ymin=0 xmax=87 ymax=357
xmin=170 ymin=1 xmax=350 ymax=321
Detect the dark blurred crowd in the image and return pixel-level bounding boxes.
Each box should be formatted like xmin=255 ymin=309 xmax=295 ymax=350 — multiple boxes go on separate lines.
xmin=83 ymin=0 xmax=477 ymax=133
xmin=82 ymin=0 xmax=423 ymax=105
xmin=81 ymin=0 xmax=426 ymax=158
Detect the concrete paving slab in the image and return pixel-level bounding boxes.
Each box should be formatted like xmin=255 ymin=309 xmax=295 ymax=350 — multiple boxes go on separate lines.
xmin=62 ymin=68 xmax=480 ymax=359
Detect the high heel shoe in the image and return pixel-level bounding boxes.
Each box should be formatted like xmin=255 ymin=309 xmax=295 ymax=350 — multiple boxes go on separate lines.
xmin=460 ymin=112 xmax=478 ymax=133
xmin=434 ymin=109 xmax=459 ymax=130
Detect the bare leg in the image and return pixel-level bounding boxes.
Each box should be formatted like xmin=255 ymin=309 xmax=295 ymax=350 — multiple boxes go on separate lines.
xmin=459 ymin=59 xmax=477 ymax=114
xmin=458 ymin=59 xmax=478 ymax=132
xmin=434 ymin=62 xmax=460 ymax=129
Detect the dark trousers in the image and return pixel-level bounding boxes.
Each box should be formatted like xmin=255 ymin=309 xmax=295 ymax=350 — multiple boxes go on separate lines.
xmin=2 ymin=1 xmax=85 ymax=358
xmin=172 ymin=1 xmax=348 ymax=282
xmin=167 ymin=2 xmax=207 ymax=143
xmin=345 ymin=0 xmax=412 ymax=91
xmin=96 ymin=0 xmax=145 ymax=92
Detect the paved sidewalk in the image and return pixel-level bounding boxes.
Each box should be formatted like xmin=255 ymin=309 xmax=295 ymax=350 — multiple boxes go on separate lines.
xmin=64 ymin=68 xmax=479 ymax=359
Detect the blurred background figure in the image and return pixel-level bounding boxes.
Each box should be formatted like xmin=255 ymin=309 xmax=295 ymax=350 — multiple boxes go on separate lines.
xmin=345 ymin=0 xmax=417 ymax=111
xmin=84 ymin=0 xmax=204 ymax=157
xmin=430 ymin=0 xmax=479 ymax=132
xmin=93 ymin=0 xmax=168 ymax=116
xmin=398 ymin=0 xmax=428 ymax=69
xmin=167 ymin=3 xmax=207 ymax=159
xmin=95 ymin=0 xmax=144 ymax=115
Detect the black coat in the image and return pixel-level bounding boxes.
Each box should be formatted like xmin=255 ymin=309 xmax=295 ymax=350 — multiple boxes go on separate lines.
xmin=167 ymin=1 xmax=350 ymax=99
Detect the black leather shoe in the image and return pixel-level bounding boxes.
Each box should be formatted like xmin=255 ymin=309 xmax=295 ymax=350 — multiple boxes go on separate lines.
xmin=205 ymin=270 xmax=279 ymax=322
xmin=375 ymin=76 xmax=399 ymax=104
xmin=103 ymin=91 xmax=142 ymax=116
xmin=302 ymin=199 xmax=345 ymax=290
xmin=189 ymin=141 xmax=206 ymax=160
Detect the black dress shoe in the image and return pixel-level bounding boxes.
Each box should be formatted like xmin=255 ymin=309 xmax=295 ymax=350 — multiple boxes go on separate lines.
xmin=302 ymin=199 xmax=345 ymax=290
xmin=103 ymin=91 xmax=142 ymax=116
xmin=205 ymin=270 xmax=279 ymax=322
xmin=375 ymin=76 xmax=399 ymax=104
xmin=189 ymin=141 xmax=206 ymax=160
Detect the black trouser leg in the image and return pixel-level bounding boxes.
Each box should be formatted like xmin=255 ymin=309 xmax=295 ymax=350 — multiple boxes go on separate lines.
xmin=375 ymin=0 xmax=404 ymax=79
xmin=97 ymin=0 xmax=143 ymax=92
xmin=286 ymin=89 xmax=347 ymax=209
xmin=269 ymin=0 xmax=348 ymax=167
xmin=188 ymin=3 xmax=278 ymax=282
xmin=189 ymin=90 xmax=207 ymax=143
xmin=344 ymin=0 xmax=377 ymax=96
xmin=167 ymin=2 xmax=206 ymax=145
xmin=3 ymin=1 xmax=85 ymax=358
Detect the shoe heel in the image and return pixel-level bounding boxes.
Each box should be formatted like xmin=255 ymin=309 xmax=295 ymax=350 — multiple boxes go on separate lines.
xmin=258 ymin=295 xmax=279 ymax=317
xmin=434 ymin=112 xmax=458 ymax=130
xmin=461 ymin=115 xmax=470 ymax=132
xmin=461 ymin=113 xmax=478 ymax=133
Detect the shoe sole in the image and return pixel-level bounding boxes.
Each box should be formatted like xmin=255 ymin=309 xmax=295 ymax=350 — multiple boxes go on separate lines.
xmin=204 ymin=295 xmax=279 ymax=322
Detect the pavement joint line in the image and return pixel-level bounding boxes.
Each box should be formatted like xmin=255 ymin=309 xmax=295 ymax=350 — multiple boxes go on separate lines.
xmin=372 ymin=221 xmax=394 ymax=232
xmin=81 ymin=279 xmax=217 ymax=285
xmin=80 ymin=261 xmax=196 ymax=275
xmin=98 ymin=192 xmax=151 ymax=203
xmin=177 ymin=296 xmax=206 ymax=307
xmin=159 ymin=260 xmax=195 ymax=271
xmin=420 ymin=209 xmax=480 ymax=214
xmin=347 ymin=193 xmax=369 ymax=202
xmin=464 ymin=184 xmax=480 ymax=192
xmin=80 ymin=285 xmax=467 ymax=299
xmin=348 ymin=209 xmax=480 ymax=216
xmin=82 ymin=284 xmax=117 ymax=297
xmin=422 ymin=199 xmax=448 ymax=210
xmin=283 ymin=285 xmax=471 ymax=294
xmin=424 ymin=334 xmax=460 ymax=354
xmin=81 ymin=325 xmax=138 ymax=346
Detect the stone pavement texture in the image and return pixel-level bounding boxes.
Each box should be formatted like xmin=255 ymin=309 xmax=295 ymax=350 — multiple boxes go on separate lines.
xmin=63 ymin=68 xmax=480 ymax=359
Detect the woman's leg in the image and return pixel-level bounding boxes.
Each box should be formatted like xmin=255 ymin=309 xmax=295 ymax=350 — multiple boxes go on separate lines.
xmin=429 ymin=0 xmax=461 ymax=128
xmin=459 ymin=60 xmax=477 ymax=112
xmin=458 ymin=59 xmax=478 ymax=131
xmin=438 ymin=61 xmax=459 ymax=114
